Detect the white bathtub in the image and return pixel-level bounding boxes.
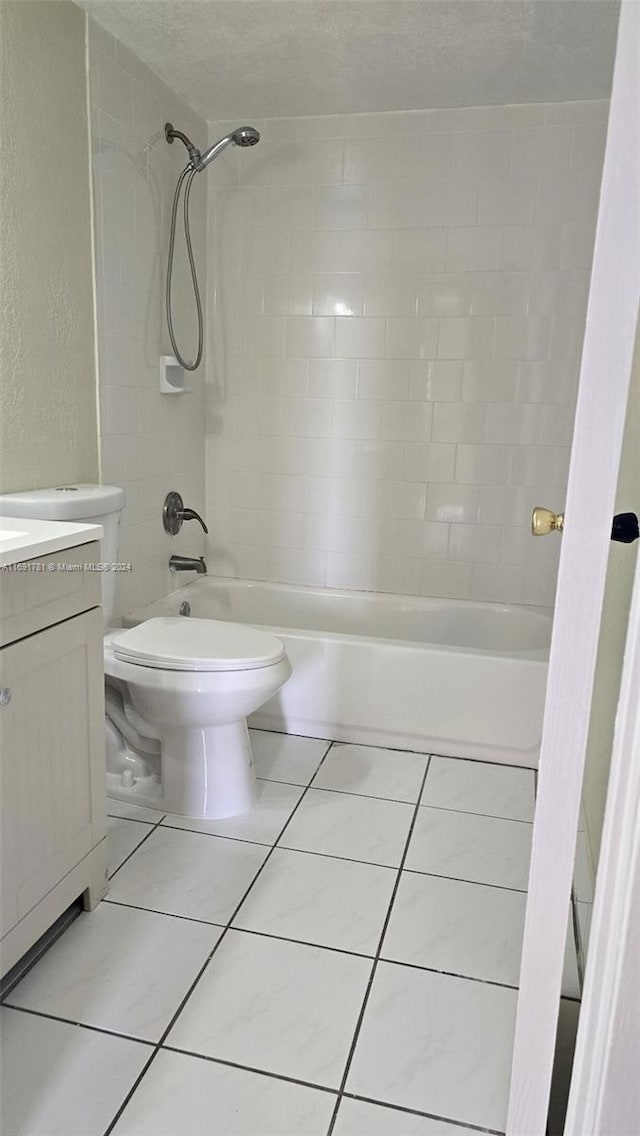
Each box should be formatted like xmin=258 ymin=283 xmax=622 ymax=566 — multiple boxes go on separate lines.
xmin=125 ymin=578 xmax=551 ymax=767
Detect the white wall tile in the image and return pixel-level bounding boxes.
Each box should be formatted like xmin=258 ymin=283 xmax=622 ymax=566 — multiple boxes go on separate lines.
xmin=438 ymin=318 xmax=495 ymax=360
xmin=90 ymin=20 xmax=207 ymax=619
xmin=426 ymin=484 xmax=479 ymax=525
xmin=446 ymin=228 xmax=502 ymax=272
xmin=455 ymin=444 xmax=512 ymax=486
xmin=335 ymin=317 xmax=386 ymax=359
xmin=197 ymin=99 xmax=603 ymax=604
xmin=381 ymin=401 xmax=433 ymax=442
xmin=478 ymin=179 xmax=536 ymax=225
xmin=358 ymin=361 xmax=410 ymax=401
xmin=419 ymin=274 xmax=473 ymax=318
xmin=364 ymin=275 xmax=419 ymax=317
xmin=510 ymin=126 xmax=573 ymax=178
xmin=313 ymin=274 xmax=364 ymax=317
xmin=471 ymin=273 xmax=527 ymax=317
xmin=285 ymin=316 xmax=335 ymax=358
xmin=316 ymin=185 xmax=367 ymax=229
xmin=404 ymin=443 xmax=456 ymax=484
xmin=387 ymin=318 xmax=438 ymax=360
xmin=308 ymin=359 xmax=358 ymax=399
xmin=452 ymin=130 xmax=513 ymax=179
xmin=433 ymin=403 xmax=486 ymax=443
xmin=409 ymin=361 xmax=463 ymax=402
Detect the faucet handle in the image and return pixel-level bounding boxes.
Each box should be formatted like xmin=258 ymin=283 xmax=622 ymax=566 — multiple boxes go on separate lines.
xmin=163 ymin=491 xmax=208 ymax=535
xmin=180 ymin=507 xmax=208 ymax=534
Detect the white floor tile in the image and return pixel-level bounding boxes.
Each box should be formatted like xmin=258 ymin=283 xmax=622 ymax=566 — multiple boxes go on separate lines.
xmin=111 ymin=1049 xmax=336 ymax=1136
xmin=7 ymin=904 xmax=220 ymax=1042
xmin=422 ymin=756 xmax=535 ymax=821
xmin=0 ymin=1008 xmax=151 ymax=1136
xmin=279 ymin=789 xmax=414 ymax=867
xmin=108 ymin=826 xmax=269 ymax=923
xmin=108 ymin=816 xmax=153 ymax=877
xmin=167 ymin=929 xmax=372 ymax=1088
xmin=346 ymin=962 xmax=517 ymax=1131
xmin=312 ymin=743 xmax=428 ymax=802
xmin=161 ymin=780 xmax=305 ymax=846
xmin=233 ymin=847 xmax=397 ymax=955
xmin=107 ymin=800 xmax=164 ymax=822
xmin=382 ymin=871 xmax=526 ymax=986
xmin=406 ymin=806 xmax=532 ymax=890
xmin=334 ymin=1097 xmax=478 ymax=1136
xmin=250 ymin=729 xmax=329 ymax=784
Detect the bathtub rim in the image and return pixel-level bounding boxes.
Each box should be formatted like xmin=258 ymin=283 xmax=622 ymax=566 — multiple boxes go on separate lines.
xmin=124 ymin=575 xmax=552 ymax=662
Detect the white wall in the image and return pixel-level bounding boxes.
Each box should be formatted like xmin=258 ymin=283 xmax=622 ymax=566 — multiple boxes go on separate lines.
xmin=88 ymin=19 xmax=207 ymax=619
xmin=0 ymin=1 xmax=98 ymax=493
xmin=204 ymin=101 xmax=607 ymax=602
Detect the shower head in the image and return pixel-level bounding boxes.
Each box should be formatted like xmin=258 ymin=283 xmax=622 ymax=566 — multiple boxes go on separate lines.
xmin=165 ymin=122 xmax=260 ymax=172
xmin=196 ymin=126 xmax=260 ymax=171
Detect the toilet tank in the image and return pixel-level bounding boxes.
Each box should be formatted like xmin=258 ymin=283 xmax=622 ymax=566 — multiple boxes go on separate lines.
xmin=0 ymin=484 xmax=126 ymax=626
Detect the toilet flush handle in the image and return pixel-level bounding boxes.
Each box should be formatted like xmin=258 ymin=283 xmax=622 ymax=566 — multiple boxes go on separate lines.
xmin=163 ymin=491 xmax=209 ymax=535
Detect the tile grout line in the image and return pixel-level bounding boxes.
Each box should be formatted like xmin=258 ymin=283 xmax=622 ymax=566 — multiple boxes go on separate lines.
xmin=102 ymin=740 xmax=337 ymax=1136
xmin=255 ymin=729 xmax=536 ymax=775
xmin=106 ymin=812 xmax=167 ymax=882
xmin=7 ymin=736 xmax=531 ymax=1133
xmin=340 ymin=1090 xmax=506 ymax=1135
xmin=0 ymin=1002 xmax=156 ymax=1049
xmin=326 ymin=754 xmax=433 ymax=1136
xmin=161 ymin=1044 xmax=340 ymax=1097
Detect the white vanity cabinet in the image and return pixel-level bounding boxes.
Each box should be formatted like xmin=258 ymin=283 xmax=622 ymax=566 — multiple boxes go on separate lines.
xmin=0 ymin=537 xmax=107 ymax=978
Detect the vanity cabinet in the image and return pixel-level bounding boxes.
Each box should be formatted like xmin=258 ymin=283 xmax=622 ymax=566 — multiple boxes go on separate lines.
xmin=0 ymin=541 xmax=107 ymax=978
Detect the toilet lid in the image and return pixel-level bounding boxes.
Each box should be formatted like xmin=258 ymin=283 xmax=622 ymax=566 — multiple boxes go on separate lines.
xmin=111 ymin=617 xmax=286 ymax=672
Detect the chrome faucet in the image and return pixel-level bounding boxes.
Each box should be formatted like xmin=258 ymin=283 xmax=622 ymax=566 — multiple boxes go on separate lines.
xmin=169 ymin=555 xmax=207 ymax=574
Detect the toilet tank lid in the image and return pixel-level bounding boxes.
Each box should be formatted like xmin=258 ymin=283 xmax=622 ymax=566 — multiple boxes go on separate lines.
xmin=0 ymin=484 xmax=125 ymax=520
xmin=111 ymin=616 xmax=286 ymax=672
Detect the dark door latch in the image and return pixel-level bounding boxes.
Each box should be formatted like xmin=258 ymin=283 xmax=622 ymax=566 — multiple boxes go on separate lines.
xmin=611 ymin=512 xmax=639 ymax=543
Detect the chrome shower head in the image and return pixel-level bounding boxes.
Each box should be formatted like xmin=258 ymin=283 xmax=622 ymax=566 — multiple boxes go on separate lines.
xmin=165 ymin=122 xmax=261 ymax=172
xmin=195 ymin=126 xmax=261 ymax=171
xmin=231 ymin=126 xmax=260 ymax=148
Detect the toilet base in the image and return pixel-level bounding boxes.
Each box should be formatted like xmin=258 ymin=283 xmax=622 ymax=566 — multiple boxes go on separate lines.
xmin=107 ymin=719 xmax=258 ymax=820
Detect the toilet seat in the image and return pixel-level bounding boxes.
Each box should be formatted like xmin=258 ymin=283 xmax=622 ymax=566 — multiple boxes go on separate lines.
xmin=111 ymin=616 xmax=286 ymax=672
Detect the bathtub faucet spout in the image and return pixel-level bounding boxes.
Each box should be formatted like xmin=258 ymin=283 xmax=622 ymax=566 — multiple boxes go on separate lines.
xmin=169 ymin=555 xmax=207 ymax=574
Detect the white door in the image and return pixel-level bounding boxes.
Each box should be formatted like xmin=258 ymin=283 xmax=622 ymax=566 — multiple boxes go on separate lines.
xmin=506 ymin=3 xmax=640 ymax=1133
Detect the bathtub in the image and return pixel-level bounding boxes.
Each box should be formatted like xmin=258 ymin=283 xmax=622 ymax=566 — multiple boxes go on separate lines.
xmin=125 ymin=577 xmax=551 ymax=768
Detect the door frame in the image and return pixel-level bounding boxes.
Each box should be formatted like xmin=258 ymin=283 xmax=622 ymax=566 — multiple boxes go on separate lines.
xmin=506 ymin=2 xmax=640 ymax=1132
xmin=565 ymin=545 xmax=640 ymax=1132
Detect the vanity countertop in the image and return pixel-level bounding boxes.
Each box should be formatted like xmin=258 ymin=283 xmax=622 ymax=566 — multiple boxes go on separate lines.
xmin=0 ymin=517 xmax=104 ymax=568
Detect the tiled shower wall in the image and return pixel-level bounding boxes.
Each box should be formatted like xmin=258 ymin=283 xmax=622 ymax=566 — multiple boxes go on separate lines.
xmin=205 ymin=101 xmax=608 ymax=604
xmin=88 ymin=19 xmax=207 ymax=619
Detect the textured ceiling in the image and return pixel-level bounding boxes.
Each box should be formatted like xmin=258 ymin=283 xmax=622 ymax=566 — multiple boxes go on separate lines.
xmin=79 ymin=0 xmax=619 ymax=120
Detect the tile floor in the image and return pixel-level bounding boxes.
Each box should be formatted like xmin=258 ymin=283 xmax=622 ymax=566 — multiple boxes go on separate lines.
xmin=1 ymin=730 xmax=559 ymax=1136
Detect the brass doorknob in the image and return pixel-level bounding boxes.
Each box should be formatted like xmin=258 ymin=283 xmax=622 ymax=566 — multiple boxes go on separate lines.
xmin=532 ymin=506 xmax=564 ymax=536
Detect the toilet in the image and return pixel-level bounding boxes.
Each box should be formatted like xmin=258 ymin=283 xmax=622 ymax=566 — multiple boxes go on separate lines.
xmin=0 ymin=485 xmax=291 ymax=820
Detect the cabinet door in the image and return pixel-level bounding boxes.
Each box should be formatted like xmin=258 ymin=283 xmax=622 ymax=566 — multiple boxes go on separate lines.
xmin=0 ymin=608 xmax=105 ymax=932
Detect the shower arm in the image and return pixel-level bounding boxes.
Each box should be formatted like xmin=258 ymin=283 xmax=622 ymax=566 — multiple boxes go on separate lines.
xmin=165 ymin=122 xmax=201 ymax=168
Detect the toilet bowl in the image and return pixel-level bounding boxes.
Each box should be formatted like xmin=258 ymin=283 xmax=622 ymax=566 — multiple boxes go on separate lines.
xmin=104 ymin=617 xmax=291 ymax=819
xmin=0 ymin=485 xmax=292 ymax=821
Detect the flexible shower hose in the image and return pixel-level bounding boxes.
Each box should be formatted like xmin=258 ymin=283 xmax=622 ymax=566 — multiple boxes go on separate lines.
xmin=166 ymin=163 xmax=203 ymax=371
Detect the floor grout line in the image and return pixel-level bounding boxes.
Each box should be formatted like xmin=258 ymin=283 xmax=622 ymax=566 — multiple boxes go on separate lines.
xmin=7 ymin=732 xmax=537 ymax=1136
xmin=160 ymin=1044 xmax=340 ymax=1096
xmin=106 ymin=812 xmax=167 ymax=882
xmin=340 ymin=1090 xmax=506 ymax=1135
xmin=326 ymin=755 xmax=434 ymax=1136
xmin=102 ymin=740 xmax=339 ymax=1135
xmin=0 ymin=1002 xmax=155 ymax=1048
